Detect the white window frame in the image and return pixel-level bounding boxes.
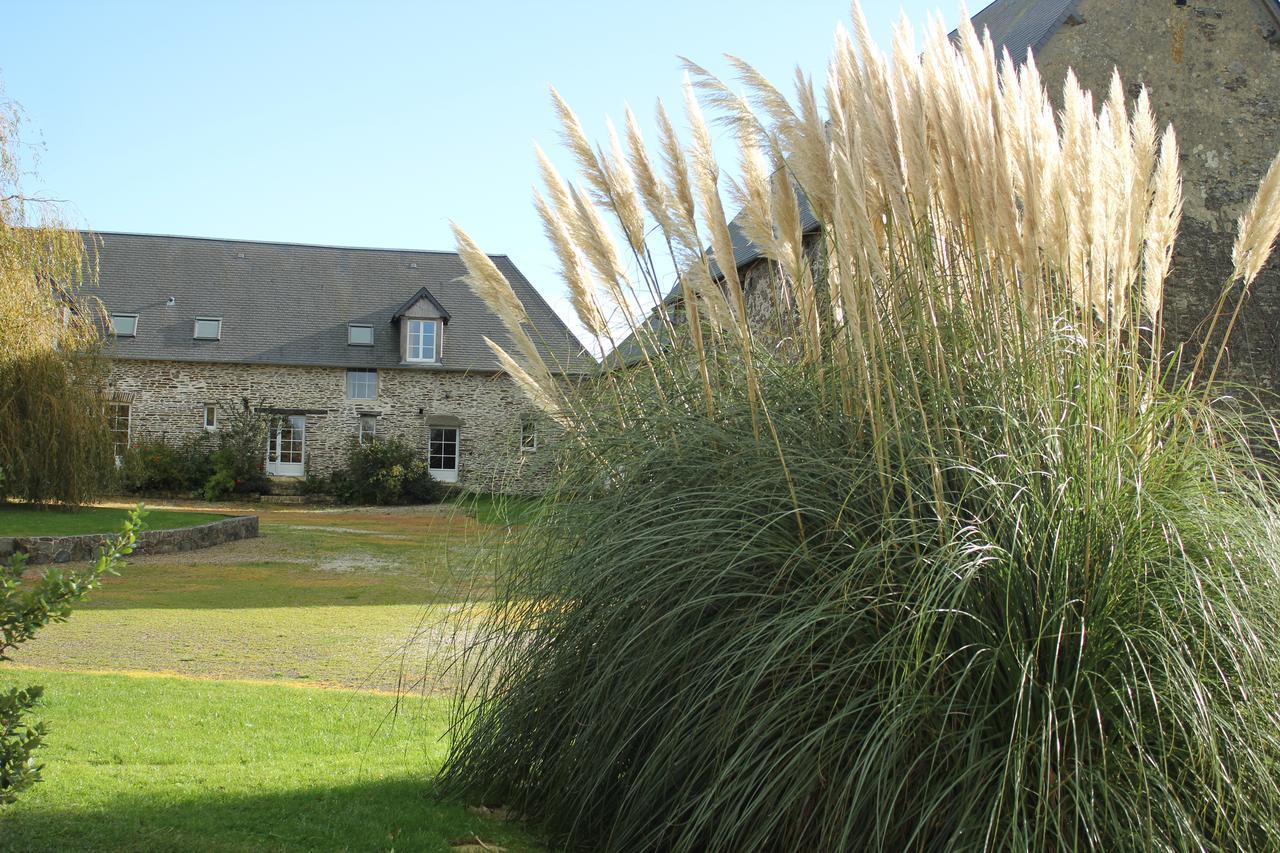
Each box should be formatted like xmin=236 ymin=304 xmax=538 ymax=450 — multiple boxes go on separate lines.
xmin=108 ymin=401 xmax=131 ymax=462
xmin=406 ymin=318 xmax=439 ymax=363
xmin=345 ymin=368 xmax=378 ymax=400
xmin=428 ymin=425 xmax=459 ymax=482
xmin=193 ymin=317 xmax=222 ymax=340
xmin=520 ymin=419 xmax=537 ymax=452
xmin=348 ymin=323 xmax=374 ymax=346
xmin=358 ymin=414 xmax=378 ymax=446
xmin=204 ymin=404 xmax=218 ymax=431
xmin=111 ymin=313 xmax=139 ymax=337
xmin=266 ymin=415 xmax=306 ymax=477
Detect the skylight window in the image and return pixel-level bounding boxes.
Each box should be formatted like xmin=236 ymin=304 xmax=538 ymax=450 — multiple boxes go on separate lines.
xmin=111 ymin=314 xmax=138 ymax=337
xmin=193 ymin=318 xmax=222 ymax=340
xmin=348 ymin=324 xmax=374 ymax=346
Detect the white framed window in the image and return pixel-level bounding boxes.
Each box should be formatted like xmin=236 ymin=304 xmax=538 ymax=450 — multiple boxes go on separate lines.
xmin=406 ymin=319 xmax=438 ymax=362
xmin=193 ymin=317 xmax=222 ymax=340
xmin=520 ymin=418 xmax=537 ymax=452
xmin=346 ymin=369 xmax=377 ymax=400
xmin=107 ymin=401 xmax=131 ymax=460
xmin=111 ymin=314 xmax=138 ymax=337
xmin=358 ymin=414 xmax=378 ymax=445
xmin=204 ymin=404 xmax=218 ymax=431
xmin=348 ymin=324 xmax=374 ymax=346
xmin=428 ymin=426 xmax=458 ymax=482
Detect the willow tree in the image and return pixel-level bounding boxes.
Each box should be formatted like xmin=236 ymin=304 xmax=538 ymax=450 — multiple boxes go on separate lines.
xmin=0 ymin=93 xmax=111 ymax=506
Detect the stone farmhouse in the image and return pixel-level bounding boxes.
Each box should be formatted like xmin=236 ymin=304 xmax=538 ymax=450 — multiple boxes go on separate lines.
xmin=92 ymin=232 xmax=592 ymax=492
xmin=618 ymin=0 xmax=1280 ymax=391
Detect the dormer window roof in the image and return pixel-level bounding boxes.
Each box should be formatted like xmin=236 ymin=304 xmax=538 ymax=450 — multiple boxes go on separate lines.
xmin=391 ymin=286 xmax=450 ymax=324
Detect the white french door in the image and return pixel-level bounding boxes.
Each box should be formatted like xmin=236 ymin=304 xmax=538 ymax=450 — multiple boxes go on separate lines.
xmin=428 ymin=426 xmax=459 ymax=483
xmin=266 ymin=415 xmax=306 ymax=477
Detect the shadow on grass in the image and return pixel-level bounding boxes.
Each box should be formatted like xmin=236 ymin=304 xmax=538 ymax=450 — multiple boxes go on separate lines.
xmin=77 ymin=582 xmax=462 ymax=611
xmin=1 ymin=775 xmax=540 ymax=852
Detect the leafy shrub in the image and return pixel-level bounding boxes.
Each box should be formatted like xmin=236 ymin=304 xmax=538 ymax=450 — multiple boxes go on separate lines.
xmin=208 ymin=406 xmax=269 ymax=496
xmin=329 ymin=438 xmax=442 ymax=506
xmin=297 ymin=474 xmax=332 ymax=497
xmin=200 ymin=467 xmax=236 ymax=502
xmin=117 ymin=404 xmax=268 ymax=498
xmin=2 ymin=498 xmax=142 ymax=804
xmin=440 ymin=7 xmax=1280 ymax=851
xmin=118 ymin=438 xmax=198 ymax=494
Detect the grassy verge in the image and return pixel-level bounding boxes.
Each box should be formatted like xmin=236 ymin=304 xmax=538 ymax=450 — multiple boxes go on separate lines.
xmin=0 ymin=668 xmax=540 ymax=852
xmin=451 ymin=492 xmax=543 ymax=527
xmin=0 ymin=503 xmax=228 ymax=537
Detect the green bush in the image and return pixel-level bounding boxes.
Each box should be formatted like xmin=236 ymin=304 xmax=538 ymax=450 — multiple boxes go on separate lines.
xmin=117 ymin=405 xmax=268 ymax=499
xmin=208 ymin=406 xmax=269 ymax=496
xmin=118 ymin=438 xmax=199 ymax=494
xmin=200 ymin=467 xmax=236 ymax=502
xmin=329 ymin=438 xmax=442 ymax=506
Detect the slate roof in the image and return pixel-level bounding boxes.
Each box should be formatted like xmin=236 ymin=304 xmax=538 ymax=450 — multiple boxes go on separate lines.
xmin=89 ymin=231 xmax=594 ymax=375
xmin=967 ymin=0 xmax=1081 ymax=60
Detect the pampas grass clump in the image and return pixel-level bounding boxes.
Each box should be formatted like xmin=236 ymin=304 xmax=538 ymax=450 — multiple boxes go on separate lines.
xmin=440 ymin=4 xmax=1280 ymax=850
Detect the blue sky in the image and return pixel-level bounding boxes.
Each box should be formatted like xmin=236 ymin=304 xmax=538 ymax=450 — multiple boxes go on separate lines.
xmin=5 ymin=1 xmax=961 ymax=351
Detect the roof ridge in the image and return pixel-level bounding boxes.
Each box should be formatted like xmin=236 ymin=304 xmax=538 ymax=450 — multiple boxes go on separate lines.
xmin=83 ymin=229 xmax=512 ymax=259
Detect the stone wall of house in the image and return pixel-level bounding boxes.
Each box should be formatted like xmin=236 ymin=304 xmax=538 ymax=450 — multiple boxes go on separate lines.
xmin=107 ymin=359 xmax=557 ymax=493
xmin=1033 ymin=0 xmax=1280 ymax=387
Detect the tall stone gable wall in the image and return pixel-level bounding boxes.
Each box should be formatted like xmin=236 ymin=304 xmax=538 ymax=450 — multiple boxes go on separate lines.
xmin=108 ymin=359 xmax=557 ymax=493
xmin=1032 ymin=0 xmax=1280 ymax=386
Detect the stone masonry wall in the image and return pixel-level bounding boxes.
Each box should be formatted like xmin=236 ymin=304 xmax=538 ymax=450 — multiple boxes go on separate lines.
xmin=107 ymin=359 xmax=558 ymax=493
xmin=1033 ymin=0 xmax=1280 ymax=388
xmin=1 ymin=515 xmax=260 ymax=566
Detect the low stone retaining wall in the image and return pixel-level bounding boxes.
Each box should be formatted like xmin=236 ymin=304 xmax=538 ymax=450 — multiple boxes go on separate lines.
xmin=0 ymin=514 xmax=259 ymax=566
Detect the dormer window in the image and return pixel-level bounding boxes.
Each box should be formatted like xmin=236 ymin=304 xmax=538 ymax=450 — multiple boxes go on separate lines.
xmin=393 ymin=286 xmax=449 ymax=364
xmin=406 ymin=319 xmax=439 ymax=363
xmin=193 ymin=317 xmax=222 ymax=340
xmin=348 ymin=324 xmax=374 ymax=346
xmin=111 ymin=314 xmax=138 ymax=337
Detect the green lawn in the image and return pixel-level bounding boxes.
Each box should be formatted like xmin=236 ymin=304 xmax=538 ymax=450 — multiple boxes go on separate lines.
xmin=1 ymin=502 xmax=538 ymax=851
xmin=0 ymin=668 xmax=539 ymax=852
xmin=0 ymin=503 xmax=228 ymax=537
xmin=453 ymin=492 xmax=544 ymax=527
xmin=7 ymin=504 xmax=500 ymax=692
